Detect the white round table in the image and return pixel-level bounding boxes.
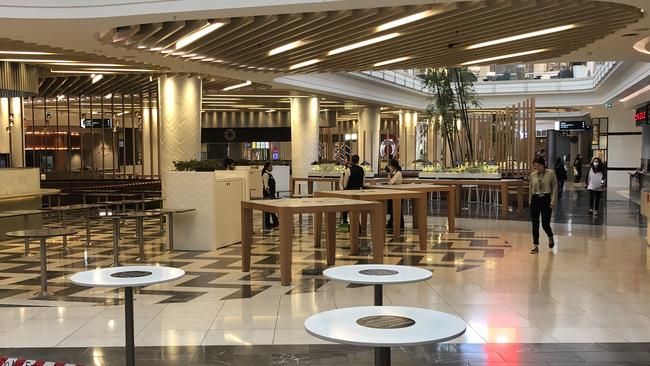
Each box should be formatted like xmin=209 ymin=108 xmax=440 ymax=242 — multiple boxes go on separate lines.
xmin=323 ymin=264 xmax=432 ymax=305
xmin=305 ymin=306 xmax=466 ymax=366
xmin=70 ymin=266 xmax=185 ymax=366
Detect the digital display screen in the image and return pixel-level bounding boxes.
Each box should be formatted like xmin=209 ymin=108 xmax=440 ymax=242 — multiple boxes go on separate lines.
xmin=81 ymin=118 xmax=112 ymax=128
xmin=635 ymin=105 xmax=649 ymax=126
xmin=557 ymin=121 xmax=590 ymax=131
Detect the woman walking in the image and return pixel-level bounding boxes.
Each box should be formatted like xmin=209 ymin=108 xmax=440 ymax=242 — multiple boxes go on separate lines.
xmin=554 ymin=157 xmax=568 ymax=200
xmin=261 ymin=162 xmax=279 ymax=229
xmin=529 ymin=156 xmax=558 ymax=254
xmin=586 ymin=157 xmax=605 ymax=216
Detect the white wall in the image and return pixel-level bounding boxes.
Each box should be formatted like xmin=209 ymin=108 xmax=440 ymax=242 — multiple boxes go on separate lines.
xmin=590 ymin=104 xmax=641 ymax=188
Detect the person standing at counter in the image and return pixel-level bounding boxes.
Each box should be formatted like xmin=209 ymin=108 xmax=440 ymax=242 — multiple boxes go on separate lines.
xmin=262 ymin=162 xmax=279 ymax=229
xmin=529 ymin=156 xmax=557 ymax=254
xmin=340 ymin=155 xmax=365 ymax=225
xmin=586 ymin=157 xmax=605 ymax=216
xmin=386 ymin=159 xmax=404 ymax=230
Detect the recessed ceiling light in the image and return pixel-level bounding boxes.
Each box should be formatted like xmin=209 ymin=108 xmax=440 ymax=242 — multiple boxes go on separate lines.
xmin=467 ymin=25 xmax=576 ymax=49
xmin=0 ymin=58 xmax=77 ymax=63
xmin=176 ymin=21 xmax=226 ymax=50
xmin=376 ymin=10 xmax=438 ymax=32
xmin=619 ymin=84 xmax=650 ymax=102
xmin=222 ymin=80 xmax=252 ymax=91
xmin=461 ymin=49 xmax=548 ymax=65
xmin=265 ymin=109 xmax=276 ymax=112
xmin=191 ymin=56 xmax=207 ymax=60
xmin=172 ymin=51 xmax=187 ymax=56
xmin=91 ymin=74 xmax=104 ymax=83
xmin=374 ymin=56 xmax=411 ymax=67
xmin=160 ymin=49 xmax=174 ymax=54
xmin=181 ymin=53 xmax=197 ymax=58
xmin=269 ymin=40 xmax=307 ymax=56
xmin=137 ymin=45 xmax=147 ymax=49
xmin=201 ymin=58 xmax=216 ymax=62
xmin=48 ymin=62 xmax=125 ymax=67
xmin=0 ymin=50 xmax=57 ymax=55
xmin=289 ymin=59 xmax=321 ymax=70
xmin=149 ymin=47 xmax=163 ymax=51
xmin=51 ymin=69 xmax=116 ymax=74
xmin=56 ymin=95 xmax=65 ymax=101
xmin=328 ymin=33 xmax=400 ymax=55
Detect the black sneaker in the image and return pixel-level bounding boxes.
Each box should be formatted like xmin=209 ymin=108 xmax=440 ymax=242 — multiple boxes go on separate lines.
xmin=530 ymin=246 xmax=539 ymax=254
xmin=549 ymin=239 xmax=555 ymax=249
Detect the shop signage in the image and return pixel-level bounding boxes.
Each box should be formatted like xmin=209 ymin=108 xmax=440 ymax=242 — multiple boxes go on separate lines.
xmin=81 ymin=118 xmax=112 ymax=128
xmin=635 ymin=104 xmax=649 ymax=126
xmin=556 ymin=120 xmax=590 ymax=131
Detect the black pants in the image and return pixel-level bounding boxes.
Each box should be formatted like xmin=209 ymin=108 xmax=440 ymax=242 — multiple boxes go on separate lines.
xmin=263 ymin=192 xmax=279 ymax=228
xmin=557 ymin=180 xmax=565 ymax=199
xmin=530 ymin=195 xmax=553 ymax=245
xmin=574 ymin=169 xmax=582 ymax=183
xmin=589 ymin=190 xmax=603 ymax=211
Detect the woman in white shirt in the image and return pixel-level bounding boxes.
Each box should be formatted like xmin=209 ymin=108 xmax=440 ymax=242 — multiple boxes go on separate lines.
xmin=586 ymin=157 xmax=605 ymax=216
xmin=386 ymin=159 xmax=404 ymax=229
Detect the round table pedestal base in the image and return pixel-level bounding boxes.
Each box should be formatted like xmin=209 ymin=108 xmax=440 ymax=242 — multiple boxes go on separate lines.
xmin=375 ymin=347 xmax=390 ymax=366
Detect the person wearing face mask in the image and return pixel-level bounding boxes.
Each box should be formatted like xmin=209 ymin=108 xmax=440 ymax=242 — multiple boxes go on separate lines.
xmin=261 ymin=162 xmax=279 ymax=229
xmin=529 ymin=156 xmax=558 ymax=254
xmin=586 ymin=157 xmax=605 ymax=216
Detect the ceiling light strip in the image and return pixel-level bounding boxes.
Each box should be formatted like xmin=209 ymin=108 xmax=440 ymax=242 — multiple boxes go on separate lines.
xmin=328 ymin=33 xmax=400 ymax=55
xmin=289 ymin=59 xmax=321 ymax=70
xmin=374 ymin=56 xmax=411 ymax=67
xmin=269 ymin=41 xmax=307 ymax=56
xmin=376 ymin=10 xmax=437 ymax=32
xmin=619 ymin=84 xmax=650 ymax=102
xmin=467 ymin=25 xmax=576 ymax=49
xmin=460 ymin=49 xmax=548 ymax=65
xmin=176 ymin=21 xmax=226 ymax=50
xmin=222 ymin=80 xmax=252 ymax=91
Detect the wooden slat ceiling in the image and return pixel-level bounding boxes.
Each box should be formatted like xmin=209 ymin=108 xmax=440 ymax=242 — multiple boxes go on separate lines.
xmin=38 ymin=73 xmax=267 ymax=97
xmin=102 ymin=0 xmax=643 ymax=73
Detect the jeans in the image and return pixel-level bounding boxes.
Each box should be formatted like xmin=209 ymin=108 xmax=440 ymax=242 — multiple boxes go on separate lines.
xmin=589 ymin=190 xmax=602 ymax=211
xmin=530 ymin=195 xmax=553 ymax=245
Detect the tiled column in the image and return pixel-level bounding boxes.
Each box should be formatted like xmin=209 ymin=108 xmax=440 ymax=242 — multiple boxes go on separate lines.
xmin=290 ymin=97 xmax=319 ymax=178
xmin=399 ymin=111 xmax=418 ymax=169
xmin=358 ymin=107 xmax=380 ymax=173
xmin=158 ymin=75 xmax=202 ymax=175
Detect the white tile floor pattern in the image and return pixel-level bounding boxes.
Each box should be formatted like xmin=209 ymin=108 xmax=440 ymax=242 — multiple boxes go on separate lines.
xmin=0 ymin=215 xmax=649 ymax=347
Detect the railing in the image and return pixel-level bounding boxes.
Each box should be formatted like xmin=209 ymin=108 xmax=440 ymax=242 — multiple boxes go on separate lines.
xmin=357 ymin=70 xmax=427 ymax=91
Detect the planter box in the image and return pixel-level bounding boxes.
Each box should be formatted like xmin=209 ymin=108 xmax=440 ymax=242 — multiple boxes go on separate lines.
xmin=419 ymin=172 xmax=502 ymax=180
xmin=163 ymin=171 xmax=245 ymax=251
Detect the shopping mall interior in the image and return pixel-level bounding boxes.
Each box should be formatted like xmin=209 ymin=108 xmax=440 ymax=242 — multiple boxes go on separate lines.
xmin=2 ymin=0 xmax=650 ymax=365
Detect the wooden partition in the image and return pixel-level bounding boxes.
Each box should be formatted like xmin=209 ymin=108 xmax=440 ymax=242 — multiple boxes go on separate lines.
xmin=442 ymin=97 xmax=535 ymax=178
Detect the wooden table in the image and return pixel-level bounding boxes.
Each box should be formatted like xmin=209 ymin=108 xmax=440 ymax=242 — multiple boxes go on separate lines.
xmin=372 ymin=183 xmax=456 ymax=233
xmin=241 ymin=197 xmax=383 ymax=286
xmin=290 ymin=176 xmax=341 ymax=196
xmin=313 ymin=189 xmax=428 ymax=250
xmin=407 ymin=178 xmax=526 ymax=216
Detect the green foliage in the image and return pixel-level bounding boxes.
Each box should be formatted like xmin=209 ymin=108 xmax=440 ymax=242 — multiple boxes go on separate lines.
xmin=422 ymin=67 xmax=481 ymax=165
xmin=173 ymin=159 xmax=221 ymax=172
xmin=422 ymin=162 xmax=498 ymax=174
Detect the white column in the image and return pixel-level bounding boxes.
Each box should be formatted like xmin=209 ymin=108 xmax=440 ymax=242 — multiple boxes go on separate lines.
xmin=158 ymin=75 xmax=202 ymax=175
xmin=358 ymin=107 xmax=380 ymax=173
xmin=0 ymin=97 xmax=24 ymax=167
xmin=399 ymin=111 xmax=418 ymax=169
xmin=290 ymin=97 xmax=319 ymax=178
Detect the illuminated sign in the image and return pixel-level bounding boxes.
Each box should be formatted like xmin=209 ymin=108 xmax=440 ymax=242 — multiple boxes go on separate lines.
xmin=636 ymin=105 xmax=649 ymax=126
xmin=81 ymin=118 xmax=112 ymax=128
xmin=556 ymin=121 xmax=590 ymax=131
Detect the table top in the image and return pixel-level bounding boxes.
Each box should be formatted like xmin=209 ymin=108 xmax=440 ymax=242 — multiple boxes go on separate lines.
xmin=48 ymin=203 xmax=108 ymax=211
xmin=148 ymin=208 xmax=196 ymax=214
xmin=87 ymin=211 xmax=164 ymax=220
xmin=5 ymin=228 xmax=78 ymax=239
xmin=315 ymin=188 xmax=421 ymax=198
xmin=102 ymin=197 xmax=164 ymax=205
xmin=243 ymin=197 xmax=378 ymax=209
xmin=0 ymin=188 xmax=61 ymax=201
xmin=305 ymin=306 xmax=466 ymax=347
xmin=70 ymin=265 xmax=185 ymax=288
xmin=0 ymin=209 xmax=47 ymax=218
xmin=371 ymin=183 xmax=451 ymax=191
xmin=323 ymin=265 xmax=432 ymax=285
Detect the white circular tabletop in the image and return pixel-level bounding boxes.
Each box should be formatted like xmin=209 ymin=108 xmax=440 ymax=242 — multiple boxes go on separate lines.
xmin=323 ymin=265 xmax=432 ymax=285
xmin=70 ymin=266 xmax=185 ymax=288
xmin=305 ymin=306 xmax=466 ymax=347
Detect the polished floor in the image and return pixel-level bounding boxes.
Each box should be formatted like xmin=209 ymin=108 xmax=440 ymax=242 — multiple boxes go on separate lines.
xmin=0 ymin=187 xmax=649 ymax=355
